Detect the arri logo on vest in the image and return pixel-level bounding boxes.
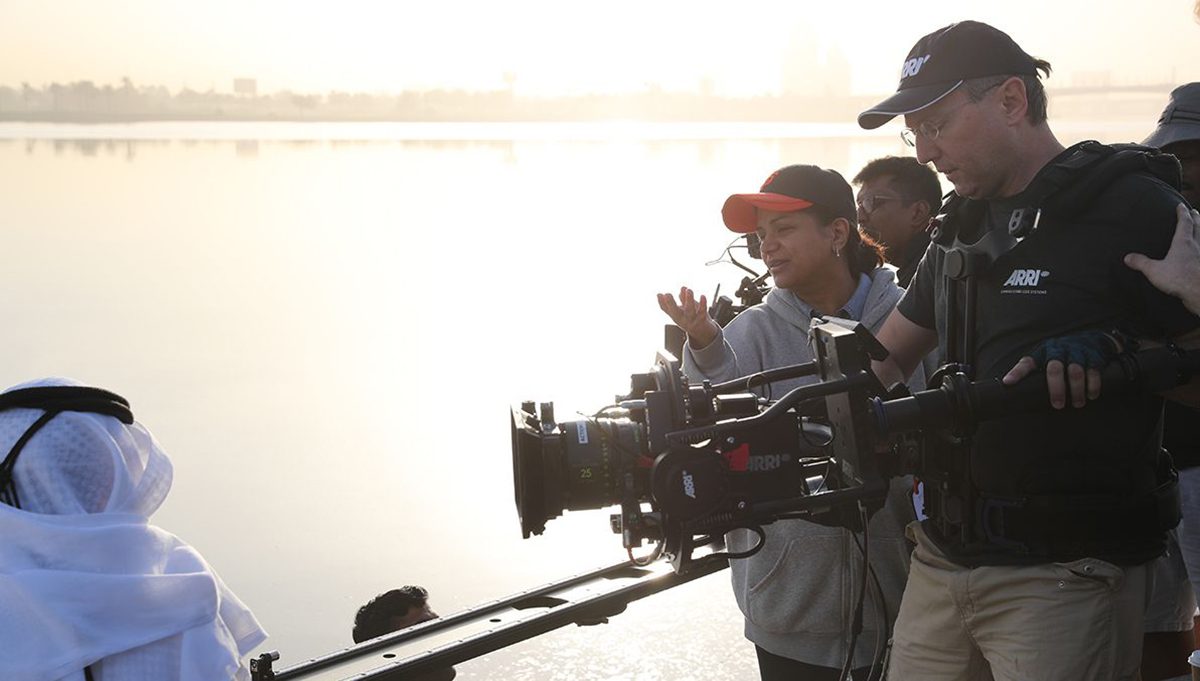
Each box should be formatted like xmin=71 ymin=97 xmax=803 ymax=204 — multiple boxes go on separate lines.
xmin=1001 ymin=268 xmax=1051 ymax=295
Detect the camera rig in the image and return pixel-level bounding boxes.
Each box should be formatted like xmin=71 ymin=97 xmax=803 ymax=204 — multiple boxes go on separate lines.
xmin=252 ymin=323 xmax=1197 ymax=680
xmin=512 ymin=320 xmax=1200 ymax=574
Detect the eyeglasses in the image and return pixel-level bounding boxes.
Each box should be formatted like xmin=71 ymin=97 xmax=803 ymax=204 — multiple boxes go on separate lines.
xmin=900 ymin=99 xmax=972 ymax=147
xmin=856 ymin=194 xmax=905 ymax=214
xmin=900 ymin=83 xmax=1002 ymax=147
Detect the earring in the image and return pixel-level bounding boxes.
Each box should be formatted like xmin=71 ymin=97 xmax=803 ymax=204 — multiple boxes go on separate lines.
xmin=834 ymin=246 xmax=841 ymax=258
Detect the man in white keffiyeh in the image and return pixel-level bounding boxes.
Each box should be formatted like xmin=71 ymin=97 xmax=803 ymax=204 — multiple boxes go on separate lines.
xmin=0 ymin=377 xmax=267 ymax=681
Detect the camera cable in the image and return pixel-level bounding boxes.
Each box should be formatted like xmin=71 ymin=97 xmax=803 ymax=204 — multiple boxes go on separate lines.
xmin=627 ymin=542 xmax=664 ymax=567
xmin=837 ymin=502 xmax=872 ymax=681
xmin=710 ymin=362 xmax=817 ymax=395
xmin=705 ymin=235 xmax=763 ymax=278
xmin=850 ymin=529 xmax=892 ymax=681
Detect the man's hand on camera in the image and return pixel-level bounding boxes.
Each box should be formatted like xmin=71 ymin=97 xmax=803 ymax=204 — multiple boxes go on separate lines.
xmin=658 ymin=287 xmax=720 ymax=350
xmin=1001 ymin=330 xmax=1124 ymax=409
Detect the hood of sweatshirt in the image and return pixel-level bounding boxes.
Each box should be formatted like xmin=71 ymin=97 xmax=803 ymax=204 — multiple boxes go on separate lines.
xmin=763 ymin=267 xmax=903 ymax=339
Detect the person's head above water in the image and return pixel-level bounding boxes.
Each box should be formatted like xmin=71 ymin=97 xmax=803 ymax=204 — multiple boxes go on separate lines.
xmin=353 ymin=585 xmax=439 ymax=643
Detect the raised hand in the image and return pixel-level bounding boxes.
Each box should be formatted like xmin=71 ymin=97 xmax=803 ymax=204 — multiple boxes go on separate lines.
xmin=657 ymin=286 xmax=720 ymax=350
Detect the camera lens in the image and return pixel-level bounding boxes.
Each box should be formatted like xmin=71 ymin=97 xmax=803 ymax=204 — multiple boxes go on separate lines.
xmin=511 ymin=404 xmax=648 ymax=538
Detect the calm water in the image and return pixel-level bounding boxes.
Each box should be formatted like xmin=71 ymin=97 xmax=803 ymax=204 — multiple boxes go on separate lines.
xmin=0 ymin=119 xmax=1152 ymax=680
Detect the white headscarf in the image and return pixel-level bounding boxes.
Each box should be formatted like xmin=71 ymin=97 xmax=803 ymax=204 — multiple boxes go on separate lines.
xmin=0 ymin=378 xmax=267 ymax=681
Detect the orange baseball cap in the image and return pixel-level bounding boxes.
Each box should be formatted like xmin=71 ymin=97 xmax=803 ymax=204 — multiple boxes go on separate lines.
xmin=721 ymin=165 xmax=856 ymax=233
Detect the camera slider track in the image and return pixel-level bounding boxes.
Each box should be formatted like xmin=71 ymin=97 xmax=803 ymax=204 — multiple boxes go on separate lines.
xmin=250 ymin=555 xmax=728 ymax=680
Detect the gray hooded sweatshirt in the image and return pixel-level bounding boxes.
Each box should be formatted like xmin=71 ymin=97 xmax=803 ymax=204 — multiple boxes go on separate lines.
xmin=683 ymin=267 xmax=927 ymax=670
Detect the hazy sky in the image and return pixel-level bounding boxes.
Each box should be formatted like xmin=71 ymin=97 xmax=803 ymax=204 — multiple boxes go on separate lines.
xmin=1 ymin=0 xmax=1198 ymax=96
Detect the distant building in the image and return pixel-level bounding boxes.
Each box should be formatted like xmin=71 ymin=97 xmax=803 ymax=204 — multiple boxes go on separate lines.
xmin=233 ymin=78 xmax=257 ymax=96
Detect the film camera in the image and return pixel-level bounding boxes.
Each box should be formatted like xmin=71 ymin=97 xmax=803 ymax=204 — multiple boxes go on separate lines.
xmin=512 ymin=317 xmax=1199 ymax=574
xmin=512 ymin=320 xmax=906 ymax=573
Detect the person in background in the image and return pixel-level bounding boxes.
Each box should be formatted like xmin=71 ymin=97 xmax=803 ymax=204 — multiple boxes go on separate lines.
xmin=353 ymin=585 xmax=455 ymax=681
xmin=852 ymin=156 xmax=943 ymax=287
xmin=1129 ymin=82 xmax=1200 ymax=318
xmin=353 ymin=585 xmax=441 ymax=643
xmin=1131 ymin=82 xmax=1200 ymax=681
xmin=851 ymin=154 xmax=943 ymax=537
xmin=1143 ymin=83 xmax=1200 ymax=211
xmin=0 ymin=378 xmax=267 ymax=681
xmin=659 ymin=164 xmax=926 ymax=681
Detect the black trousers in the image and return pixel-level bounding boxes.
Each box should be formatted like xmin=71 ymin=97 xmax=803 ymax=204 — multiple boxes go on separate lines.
xmin=755 ymin=645 xmax=880 ymax=681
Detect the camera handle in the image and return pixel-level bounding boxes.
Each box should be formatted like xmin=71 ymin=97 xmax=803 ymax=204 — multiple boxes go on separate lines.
xmin=874 ymin=344 xmax=1199 ymax=438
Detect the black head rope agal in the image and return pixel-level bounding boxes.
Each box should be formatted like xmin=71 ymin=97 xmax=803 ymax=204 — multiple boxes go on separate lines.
xmin=0 ymin=386 xmax=134 ymax=510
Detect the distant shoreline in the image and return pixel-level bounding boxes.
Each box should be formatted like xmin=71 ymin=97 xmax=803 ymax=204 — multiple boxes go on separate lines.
xmin=0 ymin=82 xmax=1175 ymax=126
xmin=0 ymin=111 xmax=1170 ymax=127
xmin=0 ymin=118 xmax=1153 ymax=145
xmin=0 ymin=110 xmax=872 ymax=124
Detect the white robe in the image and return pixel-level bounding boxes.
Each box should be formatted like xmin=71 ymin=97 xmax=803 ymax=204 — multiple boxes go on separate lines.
xmin=0 ymin=378 xmax=267 ymax=681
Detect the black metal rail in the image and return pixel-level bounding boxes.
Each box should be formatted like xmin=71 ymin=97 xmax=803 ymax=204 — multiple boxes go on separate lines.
xmin=251 ymin=556 xmax=728 ymax=680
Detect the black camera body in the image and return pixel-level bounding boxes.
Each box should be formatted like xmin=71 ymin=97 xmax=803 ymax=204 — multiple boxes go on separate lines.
xmin=512 ymin=321 xmax=894 ymax=573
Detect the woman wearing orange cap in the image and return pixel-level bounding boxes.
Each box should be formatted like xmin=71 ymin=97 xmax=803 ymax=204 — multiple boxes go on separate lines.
xmin=659 ymin=164 xmax=928 ymax=681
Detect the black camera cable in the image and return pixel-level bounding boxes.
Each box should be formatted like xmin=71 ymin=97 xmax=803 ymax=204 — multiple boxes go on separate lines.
xmin=850 ymin=530 xmax=892 ymax=681
xmin=836 ymin=502 xmax=872 ymax=681
xmin=581 ymin=406 xmax=667 ymax=566
xmin=710 ymin=362 xmax=817 ymax=395
xmin=706 ymin=235 xmax=763 ymax=278
xmin=707 ymin=524 xmax=766 ymax=561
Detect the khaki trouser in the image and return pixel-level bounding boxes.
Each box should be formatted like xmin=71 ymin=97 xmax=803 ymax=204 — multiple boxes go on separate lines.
xmin=887 ymin=522 xmax=1149 ymax=681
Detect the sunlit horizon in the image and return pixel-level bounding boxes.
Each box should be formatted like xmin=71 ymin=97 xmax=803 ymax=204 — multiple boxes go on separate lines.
xmin=1 ymin=0 xmax=1197 ymax=98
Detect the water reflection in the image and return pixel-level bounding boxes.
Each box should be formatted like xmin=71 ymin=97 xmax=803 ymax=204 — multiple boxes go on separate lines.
xmin=15 ymin=135 xmax=525 ymax=161
xmin=0 ymin=120 xmax=1151 ymax=679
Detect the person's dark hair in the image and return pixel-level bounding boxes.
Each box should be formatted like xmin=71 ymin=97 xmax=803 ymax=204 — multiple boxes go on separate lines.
xmin=962 ymin=58 xmax=1053 ymax=124
xmin=851 ymin=156 xmax=943 ymax=214
xmin=807 ymin=204 xmax=885 ymax=279
xmin=353 ymin=585 xmax=429 ymax=643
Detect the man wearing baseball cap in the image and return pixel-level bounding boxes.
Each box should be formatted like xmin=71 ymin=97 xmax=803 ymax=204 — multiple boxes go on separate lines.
xmin=659 ymin=165 xmax=927 ymax=680
xmin=859 ymin=21 xmax=1200 ymax=680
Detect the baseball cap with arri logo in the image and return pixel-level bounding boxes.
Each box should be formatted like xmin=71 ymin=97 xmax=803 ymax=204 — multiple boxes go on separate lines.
xmin=721 ymin=165 xmax=856 ymax=233
xmin=857 ymin=20 xmax=1040 ymax=130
